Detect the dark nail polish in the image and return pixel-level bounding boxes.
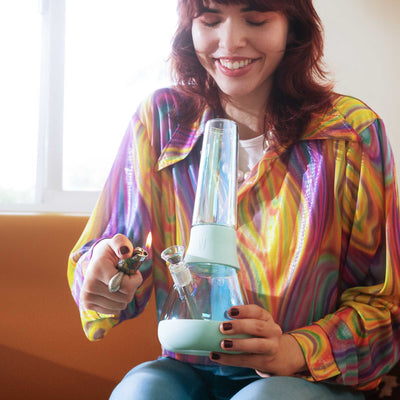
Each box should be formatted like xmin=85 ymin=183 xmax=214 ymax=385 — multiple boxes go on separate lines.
xmin=120 ymin=246 xmax=130 ymax=255
xmin=211 ymin=352 xmax=220 ymax=360
xmin=222 ymin=322 xmax=232 ymax=331
xmin=223 ymin=339 xmax=233 ymax=348
xmin=230 ymin=308 xmax=239 ymax=317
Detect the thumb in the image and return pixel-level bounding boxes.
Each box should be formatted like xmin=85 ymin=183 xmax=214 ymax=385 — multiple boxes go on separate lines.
xmin=109 ymin=233 xmax=134 ymax=259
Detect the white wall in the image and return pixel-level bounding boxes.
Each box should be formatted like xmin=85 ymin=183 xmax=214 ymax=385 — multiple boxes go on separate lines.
xmin=314 ymin=0 xmax=400 ymax=178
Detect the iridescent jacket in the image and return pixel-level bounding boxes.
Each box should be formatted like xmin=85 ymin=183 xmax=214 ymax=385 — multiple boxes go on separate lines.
xmin=68 ymin=88 xmax=400 ymax=390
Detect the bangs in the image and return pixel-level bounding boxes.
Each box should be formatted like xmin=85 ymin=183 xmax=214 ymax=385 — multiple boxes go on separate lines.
xmin=187 ymin=0 xmax=291 ymax=17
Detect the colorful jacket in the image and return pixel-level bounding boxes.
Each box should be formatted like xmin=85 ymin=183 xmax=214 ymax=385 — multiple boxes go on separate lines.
xmin=68 ymin=87 xmax=400 ymax=390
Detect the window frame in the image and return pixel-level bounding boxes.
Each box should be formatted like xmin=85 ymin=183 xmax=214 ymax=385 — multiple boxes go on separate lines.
xmin=39 ymin=0 xmax=100 ymax=214
xmin=3 ymin=0 xmax=177 ymax=215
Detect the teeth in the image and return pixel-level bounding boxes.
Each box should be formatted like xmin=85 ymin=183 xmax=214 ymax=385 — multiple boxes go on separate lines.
xmin=219 ymin=59 xmax=251 ymax=70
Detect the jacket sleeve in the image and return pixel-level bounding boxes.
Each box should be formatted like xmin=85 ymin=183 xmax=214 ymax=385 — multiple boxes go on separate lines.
xmin=67 ymin=109 xmax=155 ymax=341
xmin=290 ymin=119 xmax=400 ymax=390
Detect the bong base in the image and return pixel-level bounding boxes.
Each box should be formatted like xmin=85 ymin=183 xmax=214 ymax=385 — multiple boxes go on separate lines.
xmin=158 ymin=319 xmax=250 ymax=355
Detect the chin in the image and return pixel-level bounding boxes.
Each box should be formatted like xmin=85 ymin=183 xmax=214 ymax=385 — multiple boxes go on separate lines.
xmin=218 ymin=86 xmax=257 ymax=99
xmin=215 ymin=78 xmax=261 ymax=100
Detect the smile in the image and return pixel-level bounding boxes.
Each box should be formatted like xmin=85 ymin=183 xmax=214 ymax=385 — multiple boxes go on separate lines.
xmin=218 ymin=58 xmax=255 ymax=70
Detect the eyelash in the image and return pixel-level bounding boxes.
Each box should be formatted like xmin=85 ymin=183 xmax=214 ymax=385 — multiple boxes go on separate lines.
xmin=200 ymin=19 xmax=267 ymax=28
xmin=201 ymin=20 xmax=220 ymax=28
xmin=247 ymin=20 xmax=267 ymax=27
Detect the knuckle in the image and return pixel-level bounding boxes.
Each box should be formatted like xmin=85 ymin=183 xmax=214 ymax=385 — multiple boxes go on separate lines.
xmin=259 ymin=340 xmax=270 ymax=353
xmin=92 ymin=238 xmax=110 ymax=255
xmin=80 ymin=295 xmax=94 ymax=310
xmin=113 ymin=233 xmax=125 ymax=241
xmin=275 ymin=325 xmax=283 ymax=336
xmin=113 ymin=302 xmax=127 ymax=311
xmin=118 ymin=292 xmax=131 ymax=305
xmin=83 ymin=282 xmax=100 ymax=297
xmin=80 ymin=288 xmax=91 ymax=303
xmin=112 ymin=234 xmax=129 ymax=249
xmin=269 ymin=340 xmax=280 ymax=355
xmin=256 ymin=306 xmax=266 ymax=319
xmin=254 ymin=320 xmax=266 ymax=336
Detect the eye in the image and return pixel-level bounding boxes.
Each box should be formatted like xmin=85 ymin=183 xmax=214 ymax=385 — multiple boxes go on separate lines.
xmin=246 ymin=19 xmax=267 ymax=27
xmin=198 ymin=14 xmax=221 ymax=28
xmin=244 ymin=11 xmax=273 ymax=27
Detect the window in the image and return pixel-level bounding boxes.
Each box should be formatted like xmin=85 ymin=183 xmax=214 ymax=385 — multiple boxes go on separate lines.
xmin=0 ymin=0 xmax=177 ymax=214
xmin=0 ymin=1 xmax=41 ymax=207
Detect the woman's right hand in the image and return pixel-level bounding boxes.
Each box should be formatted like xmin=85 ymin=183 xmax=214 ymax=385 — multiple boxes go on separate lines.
xmin=79 ymin=234 xmax=143 ymax=314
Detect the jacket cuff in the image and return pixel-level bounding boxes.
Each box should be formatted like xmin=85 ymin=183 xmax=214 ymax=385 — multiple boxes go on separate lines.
xmin=289 ymin=324 xmax=340 ymax=381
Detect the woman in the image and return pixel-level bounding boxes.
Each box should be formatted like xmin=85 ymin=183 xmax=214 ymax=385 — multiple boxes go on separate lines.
xmin=68 ymin=1 xmax=400 ymax=399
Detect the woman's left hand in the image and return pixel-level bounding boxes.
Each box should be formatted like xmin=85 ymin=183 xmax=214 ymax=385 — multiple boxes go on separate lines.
xmin=209 ymin=304 xmax=307 ymax=377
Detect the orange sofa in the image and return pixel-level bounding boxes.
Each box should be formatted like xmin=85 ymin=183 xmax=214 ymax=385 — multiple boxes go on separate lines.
xmin=2 ymin=214 xmax=399 ymax=400
xmin=0 ymin=214 xmax=161 ymax=400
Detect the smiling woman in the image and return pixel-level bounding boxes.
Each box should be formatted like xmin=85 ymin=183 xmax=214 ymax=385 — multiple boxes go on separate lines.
xmin=191 ymin=5 xmax=289 ymax=104
xmin=67 ymin=1 xmax=400 ymax=399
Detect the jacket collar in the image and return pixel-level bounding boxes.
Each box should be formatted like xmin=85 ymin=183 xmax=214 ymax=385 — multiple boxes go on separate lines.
xmin=156 ymin=97 xmax=363 ymax=171
xmin=156 ymin=107 xmax=215 ymax=171
xmin=300 ymin=105 xmax=361 ymax=143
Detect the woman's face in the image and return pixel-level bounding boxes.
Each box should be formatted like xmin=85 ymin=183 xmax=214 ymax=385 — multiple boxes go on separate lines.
xmin=192 ymin=1 xmax=289 ymax=103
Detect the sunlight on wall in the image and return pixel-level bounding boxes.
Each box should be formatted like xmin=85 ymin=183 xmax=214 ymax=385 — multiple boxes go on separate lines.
xmin=314 ymin=0 xmax=400 ymax=174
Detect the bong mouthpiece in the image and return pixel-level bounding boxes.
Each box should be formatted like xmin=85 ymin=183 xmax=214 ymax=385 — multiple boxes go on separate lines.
xmin=161 ymin=245 xmax=193 ymax=294
xmin=161 ymin=245 xmax=201 ymax=319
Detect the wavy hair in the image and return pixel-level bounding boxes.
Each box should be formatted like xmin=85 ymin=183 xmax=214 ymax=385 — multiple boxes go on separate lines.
xmin=170 ymin=0 xmax=333 ymax=145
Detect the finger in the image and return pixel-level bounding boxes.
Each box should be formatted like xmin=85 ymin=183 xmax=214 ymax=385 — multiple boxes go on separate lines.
xmin=109 ymin=233 xmax=134 ymax=258
xmin=89 ymin=235 xmax=133 ymax=284
xmin=81 ymin=289 xmax=132 ymax=313
xmin=227 ymin=304 xmax=272 ymax=321
xmin=81 ymin=278 xmax=131 ymax=302
xmin=118 ymin=271 xmax=143 ymax=295
xmin=220 ymin=337 xmax=279 ymax=357
xmin=220 ymin=318 xmax=282 ymax=338
xmin=84 ymin=278 xmax=134 ymax=301
xmin=80 ymin=288 xmax=129 ymax=314
xmin=81 ymin=294 xmax=128 ymax=314
xmin=89 ymin=240 xmax=123 ymax=283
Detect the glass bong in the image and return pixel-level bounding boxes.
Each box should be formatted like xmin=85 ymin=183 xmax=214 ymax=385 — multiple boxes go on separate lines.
xmin=157 ymin=118 xmax=249 ymax=356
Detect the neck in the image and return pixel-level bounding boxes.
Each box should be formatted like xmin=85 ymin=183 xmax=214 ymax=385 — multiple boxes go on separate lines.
xmin=219 ymin=94 xmax=268 ymax=140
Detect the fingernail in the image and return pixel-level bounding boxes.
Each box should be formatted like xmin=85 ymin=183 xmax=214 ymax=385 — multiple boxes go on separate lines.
xmin=223 ymin=339 xmax=233 ymax=349
xmin=120 ymin=246 xmax=130 ymax=255
xmin=230 ymin=308 xmax=239 ymax=317
xmin=211 ymin=352 xmax=220 ymax=360
xmin=222 ymin=322 xmax=232 ymax=331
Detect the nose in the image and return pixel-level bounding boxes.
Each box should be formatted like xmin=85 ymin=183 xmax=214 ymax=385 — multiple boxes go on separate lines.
xmin=219 ymin=19 xmax=246 ymax=52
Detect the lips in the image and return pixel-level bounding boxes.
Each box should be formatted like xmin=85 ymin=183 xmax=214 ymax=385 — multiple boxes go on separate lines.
xmin=215 ymin=57 xmax=257 ymax=77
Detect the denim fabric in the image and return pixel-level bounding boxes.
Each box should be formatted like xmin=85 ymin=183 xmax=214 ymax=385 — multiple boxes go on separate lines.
xmin=109 ymin=357 xmax=366 ymax=400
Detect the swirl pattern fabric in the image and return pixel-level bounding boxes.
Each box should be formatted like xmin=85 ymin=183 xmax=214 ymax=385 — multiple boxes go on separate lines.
xmin=67 ymin=88 xmax=400 ymax=390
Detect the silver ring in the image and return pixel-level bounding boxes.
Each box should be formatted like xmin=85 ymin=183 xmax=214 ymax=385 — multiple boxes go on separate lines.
xmin=108 ymin=271 xmax=124 ymax=293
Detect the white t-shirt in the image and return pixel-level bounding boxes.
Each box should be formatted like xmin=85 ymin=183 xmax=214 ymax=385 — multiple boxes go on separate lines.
xmin=238 ymin=135 xmax=266 ymax=176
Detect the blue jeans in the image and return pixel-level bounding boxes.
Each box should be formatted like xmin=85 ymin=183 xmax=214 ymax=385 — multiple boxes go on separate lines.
xmin=109 ymin=357 xmax=366 ymax=400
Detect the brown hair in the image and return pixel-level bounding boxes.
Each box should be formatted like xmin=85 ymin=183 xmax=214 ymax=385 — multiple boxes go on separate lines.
xmin=170 ymin=0 xmax=333 ymax=145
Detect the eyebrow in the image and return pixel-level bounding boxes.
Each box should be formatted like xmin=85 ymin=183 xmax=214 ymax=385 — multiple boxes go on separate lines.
xmin=200 ymin=6 xmax=259 ymax=14
xmin=200 ymin=6 xmax=220 ymax=14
